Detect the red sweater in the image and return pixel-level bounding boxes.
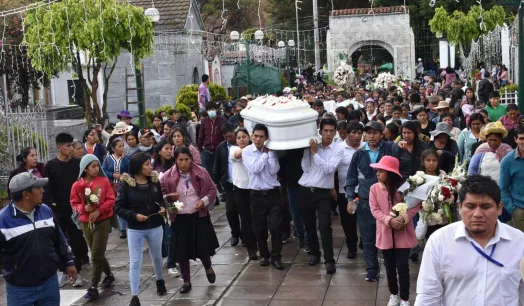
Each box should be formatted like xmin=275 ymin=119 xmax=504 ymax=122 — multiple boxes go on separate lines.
xmin=70 ymin=176 xmax=115 ymax=223
xmin=198 ymin=117 xmax=226 ymax=152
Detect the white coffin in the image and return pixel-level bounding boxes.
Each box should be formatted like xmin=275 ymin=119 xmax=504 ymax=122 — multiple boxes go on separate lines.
xmin=241 ymin=96 xmax=320 ymax=150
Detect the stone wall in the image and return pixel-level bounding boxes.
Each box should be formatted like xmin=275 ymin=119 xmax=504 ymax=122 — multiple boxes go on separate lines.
xmin=106 ymin=37 xmax=205 ymax=122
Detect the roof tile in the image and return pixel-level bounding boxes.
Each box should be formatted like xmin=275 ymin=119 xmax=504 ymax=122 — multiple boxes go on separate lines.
xmin=127 ymin=0 xmax=191 ymax=30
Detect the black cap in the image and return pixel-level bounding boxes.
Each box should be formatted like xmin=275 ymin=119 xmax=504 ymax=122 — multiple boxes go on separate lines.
xmin=364 ymin=121 xmax=383 ymax=132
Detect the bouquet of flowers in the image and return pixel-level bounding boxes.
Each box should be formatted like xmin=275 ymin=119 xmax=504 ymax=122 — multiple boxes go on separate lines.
xmin=83 ymin=184 xmax=101 ymax=229
xmin=374 ymin=72 xmax=397 ymax=89
xmin=390 ymin=203 xmax=408 ymax=217
xmin=163 ymin=200 xmax=185 ymax=226
xmin=398 ymin=172 xmax=439 ymax=208
xmin=333 ymin=64 xmax=356 ymax=87
xmin=449 ymin=155 xmax=467 ymax=183
xmin=421 ymin=176 xmax=460 ymax=226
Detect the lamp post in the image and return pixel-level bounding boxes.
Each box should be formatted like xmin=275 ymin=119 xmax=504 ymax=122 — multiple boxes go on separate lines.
xmin=278 ymin=40 xmax=295 ymax=86
xmin=230 ymin=29 xmax=264 ymax=95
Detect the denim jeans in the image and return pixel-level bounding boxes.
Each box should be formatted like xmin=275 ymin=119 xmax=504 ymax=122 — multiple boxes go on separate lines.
xmin=6 ymin=273 xmax=59 ymax=306
xmin=128 ymin=226 xmax=164 ymax=296
xmin=163 ymin=223 xmax=176 ymax=269
xmin=357 ymin=199 xmax=379 ymax=273
xmin=287 ymin=187 xmax=308 ymax=243
xmin=118 ymin=216 xmax=127 ymax=232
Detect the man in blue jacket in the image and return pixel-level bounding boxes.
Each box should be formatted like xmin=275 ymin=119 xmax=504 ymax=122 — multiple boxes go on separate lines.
xmin=1 ymin=172 xmax=77 ymax=305
xmin=345 ymin=121 xmax=394 ymax=282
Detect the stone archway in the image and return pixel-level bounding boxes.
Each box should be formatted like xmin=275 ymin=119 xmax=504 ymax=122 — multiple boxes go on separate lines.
xmin=328 ymin=6 xmax=415 ymax=79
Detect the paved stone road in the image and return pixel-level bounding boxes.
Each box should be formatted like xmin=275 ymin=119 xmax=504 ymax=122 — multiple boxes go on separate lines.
xmin=0 ymin=204 xmax=421 ymax=306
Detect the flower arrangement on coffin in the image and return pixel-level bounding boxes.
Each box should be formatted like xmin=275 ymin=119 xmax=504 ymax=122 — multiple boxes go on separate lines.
xmin=83 ymin=184 xmax=101 ymax=229
xmin=333 ymin=64 xmax=356 ymax=87
xmin=374 ymin=72 xmax=397 ymax=89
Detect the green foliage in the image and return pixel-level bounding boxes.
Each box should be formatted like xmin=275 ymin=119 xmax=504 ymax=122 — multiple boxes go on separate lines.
xmin=429 ymin=5 xmax=507 ymax=46
xmin=144 ymin=104 xmax=191 ymax=128
xmin=241 ymin=28 xmax=276 ymax=44
xmin=23 ymin=0 xmax=155 ymax=123
xmin=175 ymin=103 xmax=192 ymax=118
xmin=209 ymin=83 xmax=227 ymax=101
xmin=175 ymin=83 xmax=227 ymax=110
xmin=500 ymin=84 xmax=518 ymax=93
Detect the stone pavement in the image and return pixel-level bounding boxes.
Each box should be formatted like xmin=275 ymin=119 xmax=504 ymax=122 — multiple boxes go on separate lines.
xmin=0 ymin=204 xmax=421 ymax=306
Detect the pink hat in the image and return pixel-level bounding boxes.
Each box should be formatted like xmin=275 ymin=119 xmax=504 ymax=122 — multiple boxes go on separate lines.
xmin=370 ymin=156 xmax=402 ymax=177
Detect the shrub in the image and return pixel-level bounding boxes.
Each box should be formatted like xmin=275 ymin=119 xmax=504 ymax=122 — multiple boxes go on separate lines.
xmin=175 ymin=83 xmax=227 ymax=111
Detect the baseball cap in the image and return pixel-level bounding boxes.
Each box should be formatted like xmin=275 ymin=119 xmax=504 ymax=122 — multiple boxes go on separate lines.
xmin=364 ymin=121 xmax=384 ymax=133
xmin=139 ymin=128 xmax=153 ymax=138
xmin=9 ymin=172 xmax=48 ymax=193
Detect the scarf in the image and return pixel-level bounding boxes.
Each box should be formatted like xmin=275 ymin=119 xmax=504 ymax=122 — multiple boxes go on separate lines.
xmin=474 ymin=143 xmax=513 ymax=162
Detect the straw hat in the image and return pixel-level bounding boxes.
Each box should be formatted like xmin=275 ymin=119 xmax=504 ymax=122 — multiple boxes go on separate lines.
xmin=480 ymin=121 xmax=508 ymax=139
xmin=111 ymin=122 xmax=133 ymax=135
xmin=370 ymin=156 xmax=402 ymax=178
xmin=434 ymin=101 xmax=450 ymax=110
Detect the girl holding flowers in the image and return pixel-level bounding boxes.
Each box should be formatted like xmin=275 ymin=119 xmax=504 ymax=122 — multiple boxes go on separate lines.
xmin=115 ymin=152 xmax=167 ymax=306
xmin=368 ymin=156 xmax=420 ymax=306
xmin=70 ymin=154 xmax=115 ymax=300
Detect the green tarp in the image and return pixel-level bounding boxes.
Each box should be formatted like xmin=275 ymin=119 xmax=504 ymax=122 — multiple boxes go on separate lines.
xmin=231 ymin=63 xmax=282 ymax=94
xmin=380 ymin=63 xmax=393 ymax=71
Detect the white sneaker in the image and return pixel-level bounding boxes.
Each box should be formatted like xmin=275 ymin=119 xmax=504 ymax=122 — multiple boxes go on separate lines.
xmin=57 ymin=272 xmax=70 ymax=288
xmin=73 ymin=274 xmax=83 ymax=287
xmin=387 ymin=294 xmax=400 ymax=306
xmin=400 ymin=301 xmax=411 ymax=306
xmin=168 ymin=267 xmax=180 ymax=277
xmin=163 ymin=258 xmax=168 ymax=267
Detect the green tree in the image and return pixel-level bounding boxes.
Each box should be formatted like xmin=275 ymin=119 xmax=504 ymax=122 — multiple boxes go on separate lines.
xmin=23 ymin=0 xmax=154 ymax=124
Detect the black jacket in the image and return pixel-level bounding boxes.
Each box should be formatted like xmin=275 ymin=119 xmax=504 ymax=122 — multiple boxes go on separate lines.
xmin=0 ymin=202 xmax=75 ymax=287
xmin=115 ymin=174 xmax=165 ymax=230
xmin=477 ymin=79 xmax=494 ymax=102
xmin=213 ymin=140 xmax=231 ymax=186
xmin=392 ymin=140 xmax=429 ymax=179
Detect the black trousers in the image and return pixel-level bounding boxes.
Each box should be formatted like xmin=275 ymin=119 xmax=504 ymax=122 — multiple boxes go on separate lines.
xmin=223 ymin=182 xmax=241 ymax=239
xmin=337 ymin=193 xmax=358 ymax=250
xmin=301 ymin=187 xmax=334 ymax=263
xmin=233 ymin=186 xmax=257 ymax=250
xmin=250 ymin=189 xmax=283 ymax=260
xmin=279 ymin=183 xmax=292 ymax=237
xmin=382 ymin=248 xmax=411 ymax=301
xmin=57 ymin=215 xmax=89 ymax=272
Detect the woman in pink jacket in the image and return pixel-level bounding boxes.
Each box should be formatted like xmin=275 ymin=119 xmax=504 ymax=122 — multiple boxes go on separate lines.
xmin=369 ymin=156 xmax=420 ymax=306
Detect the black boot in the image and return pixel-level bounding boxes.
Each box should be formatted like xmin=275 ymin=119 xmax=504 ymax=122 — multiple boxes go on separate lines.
xmin=129 ymin=296 xmax=141 ymax=306
xmin=156 ymin=279 xmax=167 ymax=296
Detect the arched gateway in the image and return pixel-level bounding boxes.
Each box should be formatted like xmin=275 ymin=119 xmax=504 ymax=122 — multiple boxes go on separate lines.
xmin=327 ymin=6 xmax=415 ymax=79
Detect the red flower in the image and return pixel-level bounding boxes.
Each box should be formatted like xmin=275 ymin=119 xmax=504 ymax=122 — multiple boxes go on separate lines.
xmin=449 ymin=178 xmax=458 ymax=187
xmin=441 ymin=186 xmax=452 ymax=198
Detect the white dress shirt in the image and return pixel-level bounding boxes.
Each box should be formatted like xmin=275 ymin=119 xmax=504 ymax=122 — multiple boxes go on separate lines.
xmin=298 ymin=141 xmax=343 ymax=189
xmin=415 ymin=221 xmax=524 ymax=306
xmin=229 ymin=146 xmax=249 ymax=189
xmin=242 ymin=144 xmax=280 ymax=190
xmin=336 ymin=140 xmax=365 ymax=194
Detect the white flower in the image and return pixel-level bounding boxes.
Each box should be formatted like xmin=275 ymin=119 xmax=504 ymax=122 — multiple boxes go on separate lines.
xmin=431 ymin=213 xmax=443 ymax=225
xmin=392 ymin=203 xmax=408 ymax=215
xmin=173 ymin=201 xmax=184 ymax=211
xmin=415 ymin=177 xmax=424 ymax=185
xmin=89 ymin=194 xmax=99 ymax=203
xmin=437 ymin=209 xmax=444 ymax=215
xmin=416 ymin=171 xmax=425 ymax=177
xmin=438 ymin=194 xmax=445 ymax=201
xmin=455 ymin=183 xmax=462 ymax=192
xmin=85 ymin=188 xmax=92 ymax=196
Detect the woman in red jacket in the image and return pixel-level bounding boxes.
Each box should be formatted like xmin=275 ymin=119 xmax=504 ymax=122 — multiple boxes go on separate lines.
xmin=70 ymin=154 xmax=115 ymax=300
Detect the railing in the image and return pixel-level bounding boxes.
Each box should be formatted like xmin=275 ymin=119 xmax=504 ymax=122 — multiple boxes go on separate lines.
xmin=499 ymin=91 xmax=518 ymax=105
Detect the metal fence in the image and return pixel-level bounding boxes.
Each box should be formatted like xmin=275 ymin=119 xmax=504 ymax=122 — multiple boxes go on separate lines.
xmin=500 ymin=91 xmax=518 ymax=105
xmin=0 ymin=103 xmax=49 ymax=195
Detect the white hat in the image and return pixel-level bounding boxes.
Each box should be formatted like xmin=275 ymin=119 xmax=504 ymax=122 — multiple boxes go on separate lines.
xmin=111 ymin=121 xmax=133 ymax=135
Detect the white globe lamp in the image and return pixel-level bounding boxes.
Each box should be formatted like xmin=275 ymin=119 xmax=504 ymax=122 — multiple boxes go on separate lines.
xmin=278 ymin=41 xmax=285 ymax=48
xmin=230 ymin=31 xmax=240 ymax=41
xmin=144 ymin=8 xmax=160 ymax=23
xmin=288 ymin=39 xmax=295 ymax=47
xmin=254 ymin=30 xmax=264 ymax=40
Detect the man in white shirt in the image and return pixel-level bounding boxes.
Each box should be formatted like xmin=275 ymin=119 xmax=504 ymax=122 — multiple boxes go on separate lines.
xmin=416 ymin=175 xmax=524 ymax=306
xmin=299 ymin=118 xmax=343 ymax=274
xmin=242 ymin=124 xmax=284 ymax=270
xmin=336 ymin=122 xmax=365 ymax=259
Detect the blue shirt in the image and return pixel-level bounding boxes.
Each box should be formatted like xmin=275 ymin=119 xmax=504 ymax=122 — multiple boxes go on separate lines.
xmin=500 ymin=149 xmax=524 ymax=214
xmin=365 ymin=142 xmax=381 ymax=164
xmin=227 ymin=143 xmax=233 ymax=183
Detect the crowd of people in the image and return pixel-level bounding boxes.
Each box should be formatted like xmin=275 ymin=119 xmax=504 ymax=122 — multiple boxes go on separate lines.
xmin=2 ymin=70 xmax=524 ymax=306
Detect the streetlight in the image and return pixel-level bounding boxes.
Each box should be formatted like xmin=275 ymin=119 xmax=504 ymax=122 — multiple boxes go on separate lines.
xmin=278 ymin=39 xmax=295 ymax=86
xmin=230 ymin=29 xmax=264 ymax=95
